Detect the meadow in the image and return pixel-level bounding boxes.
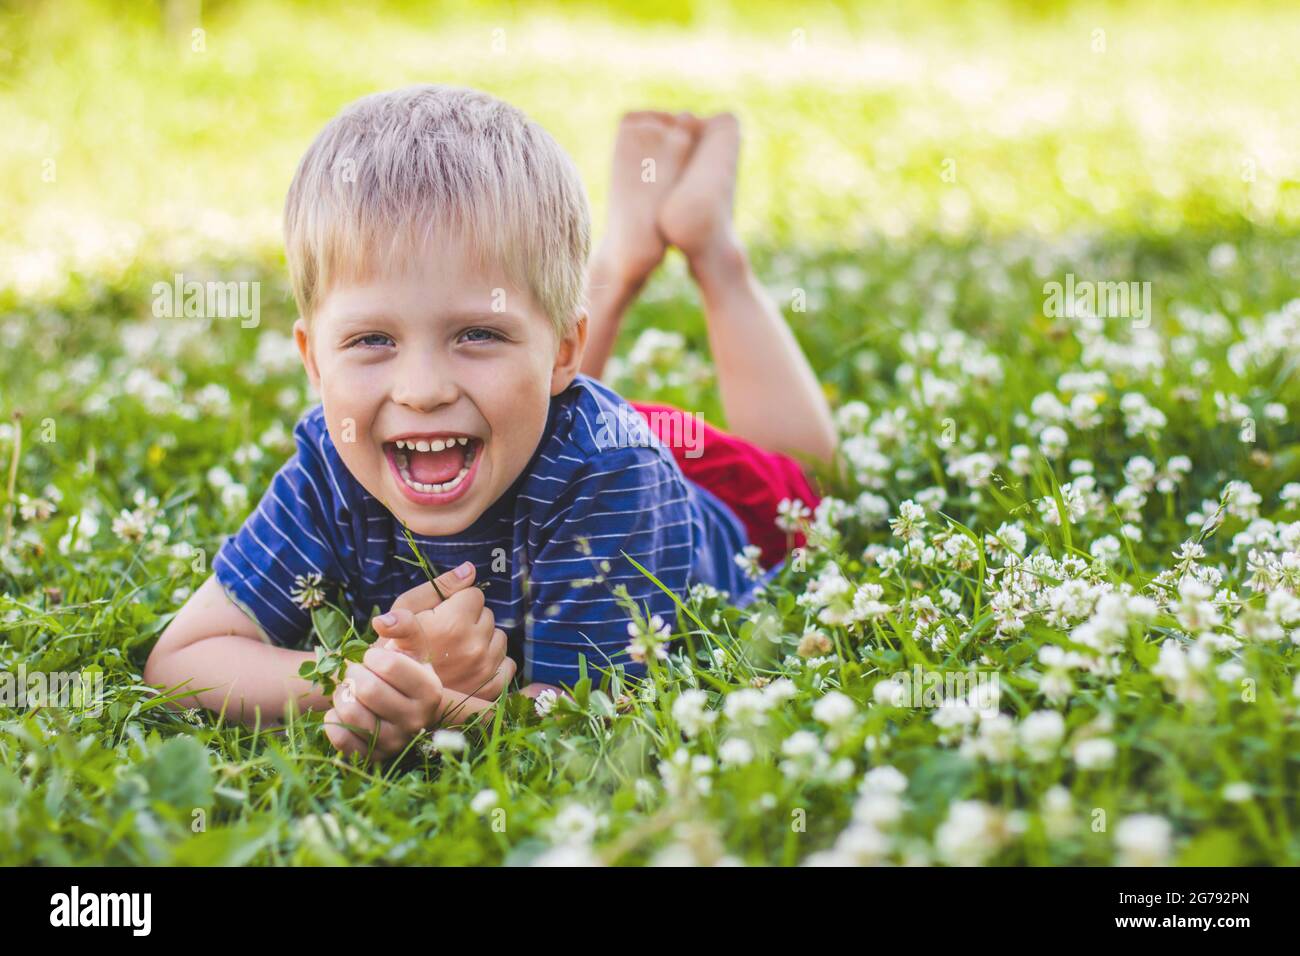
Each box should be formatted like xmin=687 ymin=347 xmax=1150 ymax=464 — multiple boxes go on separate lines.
xmin=1 ymin=0 xmax=1298 ymax=865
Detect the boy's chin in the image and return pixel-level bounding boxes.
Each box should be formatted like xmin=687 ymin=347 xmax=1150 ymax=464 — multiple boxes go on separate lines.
xmin=397 ymin=508 xmax=480 ymax=537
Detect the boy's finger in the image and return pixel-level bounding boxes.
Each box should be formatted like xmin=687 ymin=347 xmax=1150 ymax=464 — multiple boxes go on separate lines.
xmin=431 ymin=584 xmax=486 ymax=638
xmin=483 ymin=655 xmax=518 ymax=699
xmin=371 ymin=607 xmax=420 ymax=647
xmin=390 ymin=561 xmax=477 ymax=615
xmin=363 ymin=645 xmax=443 ymax=701
xmin=350 ymin=662 xmax=412 ymax=722
xmin=323 ymin=708 xmax=369 ymax=756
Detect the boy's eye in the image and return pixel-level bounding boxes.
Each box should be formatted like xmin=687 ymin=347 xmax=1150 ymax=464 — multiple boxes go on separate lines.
xmin=460 ymin=327 xmax=503 ymax=344
xmin=349 ymin=332 xmax=394 ymax=348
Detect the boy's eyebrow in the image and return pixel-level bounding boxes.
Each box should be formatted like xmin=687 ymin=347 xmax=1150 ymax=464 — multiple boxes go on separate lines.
xmin=442 ymin=309 xmax=529 ymax=326
xmin=329 ymin=308 xmax=528 ymax=327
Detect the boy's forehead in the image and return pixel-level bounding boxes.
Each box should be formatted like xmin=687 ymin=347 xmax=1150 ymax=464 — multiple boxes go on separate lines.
xmin=317 ymin=232 xmax=541 ymax=321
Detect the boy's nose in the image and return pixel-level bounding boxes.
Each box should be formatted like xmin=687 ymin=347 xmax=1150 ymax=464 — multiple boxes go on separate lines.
xmin=391 ymin=356 xmax=460 ymax=412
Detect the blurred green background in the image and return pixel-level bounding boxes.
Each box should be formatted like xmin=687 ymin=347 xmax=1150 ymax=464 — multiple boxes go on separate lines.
xmin=3 ymin=0 xmax=1298 ymax=298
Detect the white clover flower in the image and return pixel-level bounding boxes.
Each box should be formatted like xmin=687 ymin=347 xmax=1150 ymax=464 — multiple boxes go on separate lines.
xmin=855 ymin=491 xmax=891 ymax=526
xmin=671 ymin=689 xmax=717 ymax=738
xmin=658 ymin=749 xmax=714 ymax=799
xmin=723 ymin=688 xmax=771 ymax=725
xmin=430 ymin=729 xmax=467 ymax=754
xmin=1280 ymin=483 xmax=1300 ymax=509
xmin=1038 ymin=425 xmax=1069 ymax=459
xmin=875 ymin=547 xmax=903 ymax=572
xmin=961 ymin=712 xmax=1016 ymax=762
xmin=1114 ymin=814 xmax=1173 ymax=866
xmin=835 ymin=401 xmax=871 ymax=436
xmin=549 ymin=803 xmax=604 ymax=846
xmin=775 ymin=497 xmax=811 ymax=532
xmin=1007 ymin=444 xmax=1034 ymax=476
xmin=220 ymin=482 xmax=250 ymax=513
xmin=733 ymin=544 xmax=764 ymax=580
xmin=110 ymin=508 xmax=149 ymax=544
xmin=534 ymin=688 xmax=559 ymax=718
xmin=470 ymin=788 xmax=499 ymax=814
xmin=873 ymin=675 xmax=908 ymax=707
xmin=1261 ymin=591 xmax=1299 ymax=633
xmin=1041 ymin=785 xmax=1075 ymax=839
xmin=1222 ymin=782 xmax=1253 ymax=803
xmin=1089 ymin=535 xmax=1121 ymax=564
xmin=289 ymin=572 xmax=327 ymax=610
xmin=717 ymin=737 xmax=754 ymax=768
xmin=626 ymin=613 xmax=671 ymax=664
xmin=889 ymin=499 xmax=927 ymax=541
xmin=1018 ymin=710 xmax=1066 ymax=762
xmin=762 ymin=677 xmax=798 ymax=704
xmin=934 ymin=800 xmax=1009 ymax=866
xmin=812 ymin=690 xmax=857 ymax=728
xmin=860 ymin=765 xmax=908 ymax=795
xmin=1072 ymin=737 xmax=1117 ymax=770
xmin=782 ymin=730 xmax=822 ymax=759
xmin=853 ymin=791 xmax=904 ymax=829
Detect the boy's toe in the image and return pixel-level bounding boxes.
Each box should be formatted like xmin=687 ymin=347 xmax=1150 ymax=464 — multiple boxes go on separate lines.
xmin=675 ymin=111 xmax=703 ymax=135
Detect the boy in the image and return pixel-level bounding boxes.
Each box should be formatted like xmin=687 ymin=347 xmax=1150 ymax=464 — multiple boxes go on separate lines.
xmin=144 ymin=87 xmax=835 ymax=762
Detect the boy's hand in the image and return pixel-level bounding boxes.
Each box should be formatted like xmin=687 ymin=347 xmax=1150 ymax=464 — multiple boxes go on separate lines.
xmin=323 ymin=647 xmax=443 ymax=762
xmin=599 ymin=110 xmax=696 ymax=290
xmin=373 ymin=562 xmax=517 ymax=700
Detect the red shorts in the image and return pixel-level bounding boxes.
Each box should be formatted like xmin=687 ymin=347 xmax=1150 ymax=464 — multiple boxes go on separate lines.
xmin=629 ymin=401 xmax=821 ymax=569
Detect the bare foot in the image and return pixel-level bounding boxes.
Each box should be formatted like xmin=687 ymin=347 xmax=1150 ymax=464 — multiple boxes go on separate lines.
xmin=601 ymin=110 xmax=696 ymax=288
xmin=658 ymin=112 xmax=741 ymax=263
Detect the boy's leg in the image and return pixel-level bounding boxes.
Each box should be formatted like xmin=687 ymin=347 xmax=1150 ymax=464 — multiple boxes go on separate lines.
xmin=659 ymin=114 xmax=837 ymax=467
xmin=582 ymin=111 xmax=695 ymax=380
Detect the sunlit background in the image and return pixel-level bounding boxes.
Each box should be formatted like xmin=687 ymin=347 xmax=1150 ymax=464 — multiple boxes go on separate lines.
xmin=5 ymin=0 xmax=1299 ymax=296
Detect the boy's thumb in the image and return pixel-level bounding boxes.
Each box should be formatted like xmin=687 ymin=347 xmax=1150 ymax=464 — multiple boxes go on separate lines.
xmin=431 ymin=560 xmax=477 ymax=600
xmin=389 ymin=561 xmax=477 ymax=615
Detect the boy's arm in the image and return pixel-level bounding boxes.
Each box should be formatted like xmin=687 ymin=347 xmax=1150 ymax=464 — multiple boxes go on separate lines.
xmin=144 ymin=576 xmax=327 ymax=724
xmin=144 ymin=576 xmax=497 ymax=727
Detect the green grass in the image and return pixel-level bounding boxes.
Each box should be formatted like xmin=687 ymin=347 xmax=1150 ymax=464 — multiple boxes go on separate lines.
xmin=1 ymin=0 xmax=1298 ymax=865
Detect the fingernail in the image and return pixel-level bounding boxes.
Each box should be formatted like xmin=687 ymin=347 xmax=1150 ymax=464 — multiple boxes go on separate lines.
xmin=455 ymin=561 xmax=473 ymax=579
xmin=375 ymin=612 xmax=396 ymax=627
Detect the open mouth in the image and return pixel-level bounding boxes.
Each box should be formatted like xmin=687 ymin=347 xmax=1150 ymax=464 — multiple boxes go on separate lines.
xmin=383 ymin=434 xmax=483 ymax=505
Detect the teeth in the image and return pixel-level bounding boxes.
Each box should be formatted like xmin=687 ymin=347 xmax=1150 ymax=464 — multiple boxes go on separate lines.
xmin=392 ymin=436 xmax=473 ymax=451
xmin=393 ymin=442 xmax=474 ymax=495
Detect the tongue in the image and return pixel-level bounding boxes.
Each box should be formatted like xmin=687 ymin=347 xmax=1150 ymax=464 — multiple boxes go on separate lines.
xmin=407 ymin=444 xmax=467 ymax=484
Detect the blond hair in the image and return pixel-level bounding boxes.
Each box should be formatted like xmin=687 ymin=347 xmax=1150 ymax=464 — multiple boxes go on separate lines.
xmin=284 ymin=85 xmax=590 ymax=336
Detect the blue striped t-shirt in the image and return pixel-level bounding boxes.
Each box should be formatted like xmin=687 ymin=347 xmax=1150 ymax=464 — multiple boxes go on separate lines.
xmin=212 ymin=374 xmax=758 ymax=686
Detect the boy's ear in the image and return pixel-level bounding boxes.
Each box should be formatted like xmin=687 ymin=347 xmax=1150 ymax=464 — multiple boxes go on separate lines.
xmin=294 ymin=318 xmax=322 ymax=392
xmin=550 ymin=309 xmax=589 ymax=396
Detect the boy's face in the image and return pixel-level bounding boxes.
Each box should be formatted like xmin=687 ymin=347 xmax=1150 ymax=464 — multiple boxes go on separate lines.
xmin=294 ymin=237 xmax=586 ymax=537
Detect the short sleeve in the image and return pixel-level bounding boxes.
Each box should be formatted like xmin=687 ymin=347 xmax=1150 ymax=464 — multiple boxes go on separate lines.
xmin=212 ymin=421 xmax=351 ymax=648
xmin=525 ymin=449 xmax=696 ymax=686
